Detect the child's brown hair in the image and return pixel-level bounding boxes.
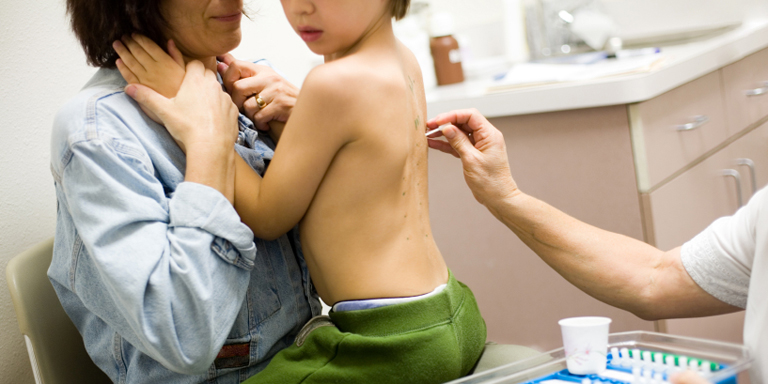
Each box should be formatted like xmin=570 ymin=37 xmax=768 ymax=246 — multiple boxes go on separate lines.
xmin=390 ymin=0 xmax=411 ymax=20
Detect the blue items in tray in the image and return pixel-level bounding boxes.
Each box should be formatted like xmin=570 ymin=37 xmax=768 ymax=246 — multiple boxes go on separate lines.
xmin=522 ymin=348 xmax=734 ymax=384
xmin=446 ymin=332 xmax=751 ymax=384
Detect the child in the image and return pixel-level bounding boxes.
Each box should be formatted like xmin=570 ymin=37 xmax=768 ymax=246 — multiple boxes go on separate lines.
xmin=115 ymin=0 xmax=486 ymax=382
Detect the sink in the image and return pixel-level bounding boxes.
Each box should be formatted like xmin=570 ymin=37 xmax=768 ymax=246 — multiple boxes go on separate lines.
xmin=618 ymin=24 xmax=740 ymax=49
xmin=524 ymin=0 xmax=747 ymax=60
xmin=601 ymin=0 xmax=747 ymax=46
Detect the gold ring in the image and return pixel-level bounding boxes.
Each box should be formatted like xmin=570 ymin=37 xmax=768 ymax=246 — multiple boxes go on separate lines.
xmin=255 ymin=96 xmax=267 ymax=109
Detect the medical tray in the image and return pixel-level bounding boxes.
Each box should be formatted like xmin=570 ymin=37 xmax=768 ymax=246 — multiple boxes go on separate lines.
xmin=447 ymin=331 xmax=751 ymax=384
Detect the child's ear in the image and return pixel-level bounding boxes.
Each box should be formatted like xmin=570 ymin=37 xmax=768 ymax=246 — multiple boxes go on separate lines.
xmin=167 ymin=40 xmax=185 ymax=68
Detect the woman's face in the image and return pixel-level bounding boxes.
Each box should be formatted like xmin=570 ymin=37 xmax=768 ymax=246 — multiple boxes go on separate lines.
xmin=160 ymin=0 xmax=243 ymax=61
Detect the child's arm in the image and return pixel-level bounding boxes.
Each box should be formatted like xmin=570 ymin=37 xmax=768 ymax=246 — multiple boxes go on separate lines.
xmin=115 ymin=37 xmax=354 ymax=239
xmin=113 ymin=35 xmax=186 ymax=124
xmin=234 ymin=65 xmax=362 ymax=240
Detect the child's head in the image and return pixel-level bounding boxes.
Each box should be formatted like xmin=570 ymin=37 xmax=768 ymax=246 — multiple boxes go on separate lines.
xmin=281 ymin=0 xmax=410 ymax=56
xmin=389 ymin=0 xmax=411 ymax=21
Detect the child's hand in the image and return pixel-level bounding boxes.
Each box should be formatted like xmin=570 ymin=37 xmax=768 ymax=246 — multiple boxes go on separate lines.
xmin=124 ymin=60 xmax=239 ymax=156
xmin=113 ymin=35 xmax=185 ymax=123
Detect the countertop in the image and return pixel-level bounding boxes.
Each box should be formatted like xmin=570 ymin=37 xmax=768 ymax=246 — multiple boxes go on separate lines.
xmin=425 ymin=20 xmax=768 ymax=118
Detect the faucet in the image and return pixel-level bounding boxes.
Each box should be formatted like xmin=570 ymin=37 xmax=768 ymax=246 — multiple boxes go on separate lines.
xmin=524 ymin=0 xmax=616 ymax=60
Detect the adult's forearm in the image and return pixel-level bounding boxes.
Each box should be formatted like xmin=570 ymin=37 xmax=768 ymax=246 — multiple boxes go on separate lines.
xmin=185 ymin=145 xmax=236 ymax=204
xmin=486 ymin=190 xmax=740 ymax=320
xmin=486 ymin=191 xmax=673 ymax=319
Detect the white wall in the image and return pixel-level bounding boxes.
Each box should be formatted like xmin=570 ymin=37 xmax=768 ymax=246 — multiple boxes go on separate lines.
xmin=1 ymin=1 xmax=95 ymax=382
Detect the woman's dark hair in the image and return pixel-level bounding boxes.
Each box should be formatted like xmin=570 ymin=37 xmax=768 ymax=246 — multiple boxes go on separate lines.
xmin=66 ymin=0 xmax=168 ymax=68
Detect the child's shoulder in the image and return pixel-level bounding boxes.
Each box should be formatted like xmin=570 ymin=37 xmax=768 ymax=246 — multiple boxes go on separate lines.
xmin=302 ymin=57 xmax=400 ymax=108
xmin=311 ymin=54 xmax=383 ymax=80
xmin=308 ymin=54 xmax=401 ymax=90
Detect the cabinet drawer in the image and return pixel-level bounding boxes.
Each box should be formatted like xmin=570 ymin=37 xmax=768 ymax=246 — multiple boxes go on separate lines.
xmin=631 ymin=71 xmax=728 ymax=191
xmin=722 ymin=47 xmax=768 ymax=134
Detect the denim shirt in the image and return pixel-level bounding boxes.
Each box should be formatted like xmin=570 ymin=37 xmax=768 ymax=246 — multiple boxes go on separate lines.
xmin=48 ymin=66 xmax=321 ymax=384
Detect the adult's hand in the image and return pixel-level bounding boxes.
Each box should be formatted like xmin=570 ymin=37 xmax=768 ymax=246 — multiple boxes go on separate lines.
xmin=670 ymin=371 xmax=710 ymax=384
xmin=217 ymin=53 xmax=298 ymax=133
xmin=125 ymin=60 xmax=239 ymax=202
xmin=126 ymin=60 xmax=238 ymax=152
xmin=426 ymin=109 xmax=518 ymax=207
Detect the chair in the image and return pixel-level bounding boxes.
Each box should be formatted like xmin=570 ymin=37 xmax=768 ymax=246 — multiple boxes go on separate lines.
xmin=472 ymin=341 xmax=542 ymax=373
xmin=6 ymin=238 xmax=112 ymax=384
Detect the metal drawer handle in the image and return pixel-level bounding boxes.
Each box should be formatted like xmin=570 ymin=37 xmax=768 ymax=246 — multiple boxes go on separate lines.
xmin=675 ymin=115 xmax=709 ymax=131
xmin=736 ymin=158 xmax=757 ymax=197
xmin=745 ymin=82 xmax=768 ymax=96
xmin=722 ymin=169 xmax=744 ymax=208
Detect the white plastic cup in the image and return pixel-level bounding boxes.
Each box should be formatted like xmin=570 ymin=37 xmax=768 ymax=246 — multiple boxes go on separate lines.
xmin=558 ymin=316 xmax=612 ymax=375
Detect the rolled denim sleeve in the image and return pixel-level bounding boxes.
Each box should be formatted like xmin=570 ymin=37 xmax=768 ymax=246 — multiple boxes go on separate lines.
xmin=170 ymin=182 xmax=256 ymax=269
xmin=61 ymin=130 xmax=255 ymax=374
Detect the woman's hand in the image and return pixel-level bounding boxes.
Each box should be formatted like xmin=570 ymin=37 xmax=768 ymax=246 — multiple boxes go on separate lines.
xmin=670 ymin=371 xmax=710 ymax=384
xmin=124 ymin=60 xmax=239 ymax=201
xmin=125 ymin=60 xmax=238 ymax=152
xmin=426 ymin=109 xmax=519 ymax=208
xmin=217 ymin=53 xmax=298 ymax=133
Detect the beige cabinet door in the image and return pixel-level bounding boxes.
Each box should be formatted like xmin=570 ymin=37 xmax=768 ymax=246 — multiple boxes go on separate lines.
xmin=727 ymin=120 xmax=768 ymax=200
xmin=645 ymin=148 xmax=740 ymax=252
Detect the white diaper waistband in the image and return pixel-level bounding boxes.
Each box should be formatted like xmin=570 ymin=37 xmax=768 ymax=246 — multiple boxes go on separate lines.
xmin=332 ymin=283 xmax=448 ymax=312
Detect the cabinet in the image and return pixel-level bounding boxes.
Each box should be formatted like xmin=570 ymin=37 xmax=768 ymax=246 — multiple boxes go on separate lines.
xmin=635 ymin=48 xmax=768 ymax=343
xmin=428 ymin=47 xmax=768 ymax=349
xmin=641 ymin=121 xmax=768 ymax=342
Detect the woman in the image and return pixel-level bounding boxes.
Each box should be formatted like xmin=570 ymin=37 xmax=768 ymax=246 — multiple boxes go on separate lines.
xmin=48 ymin=0 xmax=320 ymax=382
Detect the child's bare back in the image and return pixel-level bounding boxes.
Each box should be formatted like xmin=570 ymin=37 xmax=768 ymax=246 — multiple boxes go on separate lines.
xmin=113 ymin=32 xmax=448 ymax=306
xmin=297 ymin=41 xmax=448 ymax=304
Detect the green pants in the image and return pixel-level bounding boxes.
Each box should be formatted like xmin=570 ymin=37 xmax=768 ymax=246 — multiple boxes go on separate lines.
xmin=244 ymin=271 xmax=487 ymax=384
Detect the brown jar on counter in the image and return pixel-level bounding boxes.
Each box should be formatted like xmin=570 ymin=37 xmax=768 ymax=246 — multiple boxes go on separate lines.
xmin=430 ymin=13 xmax=464 ymax=86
